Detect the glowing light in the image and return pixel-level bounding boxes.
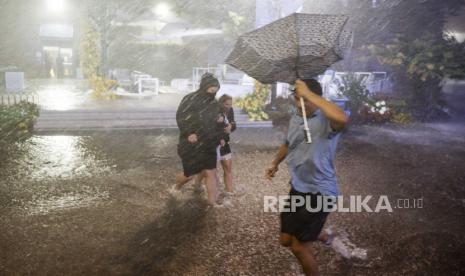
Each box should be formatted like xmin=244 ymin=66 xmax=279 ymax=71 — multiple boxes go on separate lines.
xmin=155 ymin=2 xmax=171 ymax=17
xmin=47 ymin=0 xmax=66 ymax=14
xmin=37 ymin=84 xmax=79 ymax=111
xmin=451 ymin=31 xmax=465 ymax=42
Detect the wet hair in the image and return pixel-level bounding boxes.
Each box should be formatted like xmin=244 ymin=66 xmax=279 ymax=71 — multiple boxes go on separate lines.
xmin=219 ymin=94 xmax=233 ymax=104
xmin=302 ymin=79 xmax=322 ymax=96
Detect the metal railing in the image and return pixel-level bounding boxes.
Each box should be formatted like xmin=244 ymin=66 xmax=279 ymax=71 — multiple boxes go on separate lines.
xmin=134 ymin=77 xmax=160 ymax=95
xmin=319 ymin=71 xmax=393 ymax=99
xmin=192 ymin=67 xmax=218 ymax=90
xmin=0 ymin=93 xmax=38 ymax=106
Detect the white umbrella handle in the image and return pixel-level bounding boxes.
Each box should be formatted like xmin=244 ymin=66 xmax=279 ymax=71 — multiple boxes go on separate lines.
xmin=300 ymin=97 xmax=312 ymax=143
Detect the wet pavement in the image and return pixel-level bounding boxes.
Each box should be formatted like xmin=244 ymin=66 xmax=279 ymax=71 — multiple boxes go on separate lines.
xmin=34 ymin=110 xmax=271 ymax=132
xmin=1 ymin=83 xmax=464 ymax=275
xmin=29 ymin=79 xmax=272 ymax=131
xmin=29 ymin=79 xmax=184 ymax=111
xmin=1 ymin=124 xmax=465 ymax=275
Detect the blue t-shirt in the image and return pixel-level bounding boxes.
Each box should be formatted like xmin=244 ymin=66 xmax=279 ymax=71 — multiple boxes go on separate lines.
xmin=285 ymin=110 xmax=341 ymax=196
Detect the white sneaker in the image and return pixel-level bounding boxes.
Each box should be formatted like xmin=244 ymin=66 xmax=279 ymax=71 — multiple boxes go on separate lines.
xmin=167 ymin=185 xmax=181 ymax=198
xmin=205 ymin=203 xmax=226 ymax=211
xmin=224 ymin=191 xmax=235 ymax=197
xmin=328 ymin=233 xmax=368 ymax=261
xmin=331 ymin=236 xmax=351 ymax=259
xmin=221 ymin=198 xmax=234 ymax=208
xmin=351 ymin=247 xmax=368 ymax=260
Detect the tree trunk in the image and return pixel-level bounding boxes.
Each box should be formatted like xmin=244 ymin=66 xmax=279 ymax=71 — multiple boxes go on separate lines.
xmin=406 ymin=78 xmax=444 ymax=121
xmin=100 ymin=37 xmax=108 ymax=77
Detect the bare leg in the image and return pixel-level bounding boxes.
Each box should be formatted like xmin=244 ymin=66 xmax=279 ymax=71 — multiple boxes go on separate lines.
xmin=280 ymin=233 xmax=293 ymax=247
xmin=221 ymin=159 xmax=233 ymax=193
xmin=317 ymin=230 xmax=330 ymax=244
xmin=195 ymin=171 xmax=205 ymax=186
xmin=282 ymin=231 xmax=329 ymax=247
xmin=203 ymin=169 xmax=219 ymax=205
xmin=175 ymin=172 xmax=193 ymax=190
xmin=290 ymin=236 xmax=320 ymax=276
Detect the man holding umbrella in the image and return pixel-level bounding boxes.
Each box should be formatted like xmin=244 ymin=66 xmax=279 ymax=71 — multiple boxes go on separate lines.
xmin=226 ymin=12 xmax=354 ymax=274
xmin=266 ymin=78 xmax=348 ymax=275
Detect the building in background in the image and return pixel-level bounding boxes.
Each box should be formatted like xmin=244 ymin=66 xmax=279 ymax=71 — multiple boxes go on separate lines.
xmin=38 ymin=0 xmax=80 ymax=78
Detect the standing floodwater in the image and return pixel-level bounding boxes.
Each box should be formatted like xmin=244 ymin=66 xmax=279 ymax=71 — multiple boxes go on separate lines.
xmin=1 ymin=126 xmax=465 ymax=275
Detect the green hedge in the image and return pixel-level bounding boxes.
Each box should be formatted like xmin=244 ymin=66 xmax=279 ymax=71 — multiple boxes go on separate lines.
xmin=0 ymin=102 xmax=39 ymax=144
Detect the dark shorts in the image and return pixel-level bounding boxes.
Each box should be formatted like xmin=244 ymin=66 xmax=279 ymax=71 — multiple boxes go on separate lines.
xmin=280 ymin=187 xmax=330 ymax=242
xmin=219 ymin=143 xmax=232 ymax=156
xmin=178 ymin=144 xmax=217 ymax=177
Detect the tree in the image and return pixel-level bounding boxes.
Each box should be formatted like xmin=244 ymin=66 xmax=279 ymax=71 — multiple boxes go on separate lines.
xmin=170 ymin=0 xmax=255 ymax=40
xmin=80 ymin=23 xmax=100 ymax=78
xmin=370 ymin=33 xmax=465 ymax=120
xmin=304 ymin=0 xmax=465 ymax=120
xmin=0 ymin=1 xmax=43 ymax=76
xmin=81 ymin=0 xmax=153 ymax=76
xmin=367 ymin=0 xmax=465 ymax=120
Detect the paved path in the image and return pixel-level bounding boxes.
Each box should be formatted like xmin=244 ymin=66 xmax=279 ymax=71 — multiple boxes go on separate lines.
xmin=27 ymin=79 xmax=272 ymax=133
xmin=35 ymin=109 xmax=272 ymax=133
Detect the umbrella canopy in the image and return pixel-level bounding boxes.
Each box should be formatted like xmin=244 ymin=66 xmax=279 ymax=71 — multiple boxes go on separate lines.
xmin=225 ymin=13 xmax=352 ymax=84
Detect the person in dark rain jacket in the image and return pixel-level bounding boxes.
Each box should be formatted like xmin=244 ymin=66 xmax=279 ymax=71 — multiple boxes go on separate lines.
xmin=195 ymin=94 xmax=237 ymax=197
xmin=173 ymin=73 xmax=225 ymax=205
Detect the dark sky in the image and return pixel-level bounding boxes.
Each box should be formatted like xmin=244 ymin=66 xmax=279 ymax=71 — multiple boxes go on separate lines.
xmin=445 ymin=7 xmax=465 ymax=31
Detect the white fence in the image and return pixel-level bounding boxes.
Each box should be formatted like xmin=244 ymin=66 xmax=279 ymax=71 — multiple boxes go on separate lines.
xmin=192 ymin=67 xmax=218 ymax=90
xmin=110 ymin=69 xmax=160 ymax=95
xmin=1 ymin=93 xmax=38 ymax=106
xmin=170 ymin=79 xmax=190 ymax=92
xmin=189 ymin=65 xmax=393 ymax=100
xmin=319 ymin=71 xmax=393 ymax=99
xmin=1 ymin=71 xmax=38 ymax=106
xmin=135 ymin=77 xmax=159 ymax=95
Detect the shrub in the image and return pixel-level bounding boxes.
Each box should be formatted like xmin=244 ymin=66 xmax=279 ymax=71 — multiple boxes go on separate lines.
xmin=391 ymin=112 xmax=413 ymax=125
xmin=338 ymin=73 xmax=370 ymax=122
xmin=387 ymin=99 xmax=413 ymax=125
xmin=89 ymin=76 xmax=118 ymax=100
xmin=236 ymin=81 xmax=270 ymax=121
xmin=368 ymin=33 xmax=465 ymax=120
xmin=0 ymin=102 xmax=39 ymax=144
xmin=359 ymin=100 xmax=392 ymax=124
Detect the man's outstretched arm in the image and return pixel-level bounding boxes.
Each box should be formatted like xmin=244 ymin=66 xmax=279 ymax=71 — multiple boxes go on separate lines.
xmin=266 ymin=143 xmax=288 ymax=180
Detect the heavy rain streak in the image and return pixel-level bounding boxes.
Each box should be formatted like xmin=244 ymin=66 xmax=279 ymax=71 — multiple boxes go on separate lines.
xmin=1 ymin=0 xmax=465 ymax=275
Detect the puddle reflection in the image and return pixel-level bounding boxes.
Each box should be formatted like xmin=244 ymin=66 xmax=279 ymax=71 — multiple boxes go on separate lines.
xmin=37 ymin=84 xmax=86 ymax=111
xmin=27 ymin=135 xmax=111 ymax=180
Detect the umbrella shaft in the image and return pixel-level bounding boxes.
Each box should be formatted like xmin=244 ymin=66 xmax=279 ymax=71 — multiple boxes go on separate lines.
xmin=300 ymin=97 xmax=312 ymax=143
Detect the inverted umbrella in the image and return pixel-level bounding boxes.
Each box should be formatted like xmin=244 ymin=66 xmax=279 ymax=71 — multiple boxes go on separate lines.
xmin=225 ymin=13 xmax=352 ymax=84
xmin=225 ymin=13 xmax=352 ymax=143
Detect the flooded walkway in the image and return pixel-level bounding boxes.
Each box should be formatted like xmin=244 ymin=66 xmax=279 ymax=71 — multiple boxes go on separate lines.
xmin=1 ymin=125 xmax=465 ymax=275
xmin=30 ymin=79 xmax=183 ymax=111
xmin=29 ymin=79 xmax=271 ymax=132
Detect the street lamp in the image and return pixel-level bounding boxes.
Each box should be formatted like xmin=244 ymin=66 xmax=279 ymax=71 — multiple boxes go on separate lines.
xmin=47 ymin=0 xmax=66 ymax=14
xmin=154 ymin=2 xmax=171 ymax=18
